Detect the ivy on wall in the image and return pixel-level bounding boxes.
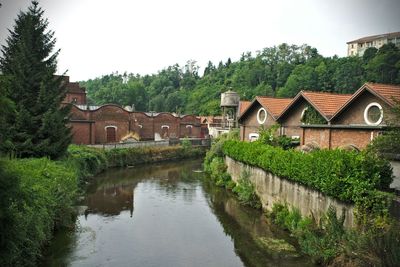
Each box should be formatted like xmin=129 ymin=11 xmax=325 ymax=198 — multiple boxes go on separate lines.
xmin=300 ymin=105 xmax=327 ymax=124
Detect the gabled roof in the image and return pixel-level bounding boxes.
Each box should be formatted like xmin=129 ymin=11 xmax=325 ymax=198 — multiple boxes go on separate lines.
xmin=302 ymin=91 xmax=352 ymax=119
xmin=331 ymin=83 xmax=400 ymax=120
xmin=364 ymin=83 xmax=400 ymax=106
xmin=239 ymin=96 xmax=292 ymax=121
xmin=347 ymin=31 xmax=400 ymax=44
xmin=238 ymin=101 xmax=251 ymax=116
xmin=279 ymin=91 xmax=352 ymax=121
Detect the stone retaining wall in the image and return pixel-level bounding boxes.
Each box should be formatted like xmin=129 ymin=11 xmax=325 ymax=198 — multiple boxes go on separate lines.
xmin=225 ymin=156 xmax=355 ymax=228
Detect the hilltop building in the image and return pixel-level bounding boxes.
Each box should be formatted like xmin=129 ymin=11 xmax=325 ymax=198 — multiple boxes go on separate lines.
xmin=347 ymin=31 xmax=400 ymax=56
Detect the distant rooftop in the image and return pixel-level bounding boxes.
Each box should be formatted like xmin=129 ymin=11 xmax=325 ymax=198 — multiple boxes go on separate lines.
xmin=347 ymin=31 xmax=400 ymax=44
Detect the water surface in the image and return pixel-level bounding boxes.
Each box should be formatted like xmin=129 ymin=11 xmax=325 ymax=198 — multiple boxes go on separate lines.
xmin=43 ymin=159 xmax=312 ymax=267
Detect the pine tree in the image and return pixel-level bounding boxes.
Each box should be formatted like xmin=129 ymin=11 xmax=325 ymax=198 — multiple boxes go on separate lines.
xmin=0 ymin=1 xmax=71 ymax=159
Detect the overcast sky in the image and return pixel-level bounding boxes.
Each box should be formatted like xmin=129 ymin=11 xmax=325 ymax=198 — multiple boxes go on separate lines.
xmin=1 ymin=0 xmax=399 ymax=81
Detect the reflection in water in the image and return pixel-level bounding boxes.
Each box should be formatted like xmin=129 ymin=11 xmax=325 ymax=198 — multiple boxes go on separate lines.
xmin=43 ymin=159 xmax=313 ymax=267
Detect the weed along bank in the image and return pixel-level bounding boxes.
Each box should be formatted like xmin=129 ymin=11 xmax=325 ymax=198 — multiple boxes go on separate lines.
xmin=204 ymin=132 xmax=399 ymax=265
xmin=224 ymin=156 xmax=356 ymax=228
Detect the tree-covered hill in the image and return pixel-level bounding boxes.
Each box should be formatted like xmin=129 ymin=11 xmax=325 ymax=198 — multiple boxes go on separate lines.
xmin=80 ymin=43 xmax=400 ymax=115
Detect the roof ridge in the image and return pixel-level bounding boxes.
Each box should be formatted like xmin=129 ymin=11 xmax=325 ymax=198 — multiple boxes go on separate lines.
xmin=302 ymin=90 xmax=353 ymax=96
xmin=256 ymin=96 xmax=293 ymax=100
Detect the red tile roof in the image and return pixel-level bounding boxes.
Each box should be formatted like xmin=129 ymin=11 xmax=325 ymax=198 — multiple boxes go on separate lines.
xmin=365 ymin=83 xmax=400 ymax=106
xmin=301 ymin=91 xmax=352 ymax=119
xmin=239 ymin=101 xmax=251 ymax=116
xmin=256 ymin=96 xmax=293 ymax=118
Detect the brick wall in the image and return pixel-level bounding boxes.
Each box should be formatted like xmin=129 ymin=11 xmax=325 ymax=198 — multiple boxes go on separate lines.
xmin=68 ymin=105 xmax=202 ymax=144
xmin=303 ymin=128 xmax=330 ymax=148
xmin=69 ymin=121 xmax=93 ymax=144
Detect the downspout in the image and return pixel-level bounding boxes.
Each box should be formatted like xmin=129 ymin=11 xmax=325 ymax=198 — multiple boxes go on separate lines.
xmin=328 ymin=121 xmax=332 ymax=149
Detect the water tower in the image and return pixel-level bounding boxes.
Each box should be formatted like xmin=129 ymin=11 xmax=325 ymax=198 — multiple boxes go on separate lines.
xmin=220 ymin=90 xmax=240 ymax=128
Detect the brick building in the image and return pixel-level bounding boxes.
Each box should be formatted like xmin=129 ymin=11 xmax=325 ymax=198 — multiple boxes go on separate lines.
xmin=63 ymin=76 xmax=202 ymax=144
xmin=238 ymin=83 xmax=400 ymax=150
xmin=239 ymin=97 xmax=292 ymax=141
xmin=61 ymin=76 xmax=86 ymax=105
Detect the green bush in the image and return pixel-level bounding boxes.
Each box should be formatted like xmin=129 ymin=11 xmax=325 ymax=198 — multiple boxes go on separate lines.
xmin=0 ymin=158 xmax=78 ymax=266
xmin=232 ymin=170 xmax=261 ymax=209
xmin=271 ymin=203 xmax=347 ymax=265
xmin=222 ymin=140 xmax=394 ymax=220
xmin=66 ymin=145 xmax=108 ymax=182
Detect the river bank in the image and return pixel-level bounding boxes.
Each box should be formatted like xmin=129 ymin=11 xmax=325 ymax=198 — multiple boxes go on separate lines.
xmin=0 ymin=144 xmax=205 ymax=266
xmin=42 ymin=159 xmax=313 ymax=267
xmin=203 ymin=134 xmax=400 ymax=266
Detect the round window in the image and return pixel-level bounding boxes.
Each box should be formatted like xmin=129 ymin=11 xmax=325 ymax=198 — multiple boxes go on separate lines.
xmin=257 ymin=108 xmax=267 ymax=124
xmin=364 ymin=103 xmax=383 ymax=125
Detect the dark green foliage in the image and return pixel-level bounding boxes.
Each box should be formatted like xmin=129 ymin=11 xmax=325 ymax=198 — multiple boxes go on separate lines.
xmin=368 ymin=99 xmax=400 ymax=155
xmin=222 ymin=140 xmax=394 ymax=219
xmin=271 ymin=203 xmax=400 ymax=266
xmin=82 ymin=42 xmax=400 ymax=115
xmin=0 ymin=1 xmax=71 ymax=159
xmin=207 ymin=157 xmax=235 ymax=188
xmin=271 ymin=204 xmax=347 ymax=265
xmin=258 ymin=124 xmax=298 ymax=149
xmin=300 ymin=105 xmax=327 ymax=124
xmin=365 ymin=43 xmax=400 ymax=84
xmin=0 ymin=158 xmax=78 ymax=267
xmin=0 ymin=75 xmax=15 ymax=153
xmin=66 ymin=145 xmax=108 ymax=182
xmin=232 ymin=170 xmax=262 ymax=209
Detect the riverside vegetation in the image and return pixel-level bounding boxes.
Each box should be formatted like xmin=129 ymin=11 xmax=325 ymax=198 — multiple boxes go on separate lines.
xmin=0 ymin=144 xmax=204 ymax=267
xmin=203 ymin=131 xmax=400 ymax=266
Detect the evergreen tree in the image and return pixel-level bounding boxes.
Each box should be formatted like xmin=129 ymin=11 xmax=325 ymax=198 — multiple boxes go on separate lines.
xmin=0 ymin=1 xmax=71 ymax=159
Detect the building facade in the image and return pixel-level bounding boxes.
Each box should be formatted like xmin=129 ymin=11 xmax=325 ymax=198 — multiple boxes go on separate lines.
xmin=238 ymin=97 xmax=292 ymax=141
xmin=63 ymin=76 xmax=203 ymax=144
xmin=347 ymin=31 xmax=400 ymax=56
xmin=238 ymin=83 xmax=400 ymax=150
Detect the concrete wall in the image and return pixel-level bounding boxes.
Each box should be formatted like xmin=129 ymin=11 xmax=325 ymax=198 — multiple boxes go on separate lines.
xmin=225 ymin=156 xmax=355 ymax=228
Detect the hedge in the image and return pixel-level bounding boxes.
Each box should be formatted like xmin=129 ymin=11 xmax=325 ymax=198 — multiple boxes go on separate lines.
xmin=222 ymin=140 xmax=394 ymax=219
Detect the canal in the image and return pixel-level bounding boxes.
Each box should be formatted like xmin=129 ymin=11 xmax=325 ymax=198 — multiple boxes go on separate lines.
xmin=43 ymin=159 xmax=313 ymax=267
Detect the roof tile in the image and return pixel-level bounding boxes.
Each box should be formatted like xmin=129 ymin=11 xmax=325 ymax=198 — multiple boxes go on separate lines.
xmin=365 ymin=83 xmax=400 ymax=105
xmin=239 ymin=101 xmax=251 ymax=116
xmin=256 ymin=97 xmax=293 ymax=118
xmin=302 ymin=91 xmax=352 ymax=119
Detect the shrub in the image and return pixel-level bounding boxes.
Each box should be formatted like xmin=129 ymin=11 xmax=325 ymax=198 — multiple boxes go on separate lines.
xmin=232 ymin=170 xmax=261 ymax=209
xmin=0 ymin=158 xmax=78 ymax=266
xmin=271 ymin=203 xmax=347 ymax=265
xmin=222 ymin=140 xmax=394 ymax=221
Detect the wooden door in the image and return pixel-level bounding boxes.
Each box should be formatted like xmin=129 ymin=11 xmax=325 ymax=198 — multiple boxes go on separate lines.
xmin=106 ymin=127 xmax=116 ymax=143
